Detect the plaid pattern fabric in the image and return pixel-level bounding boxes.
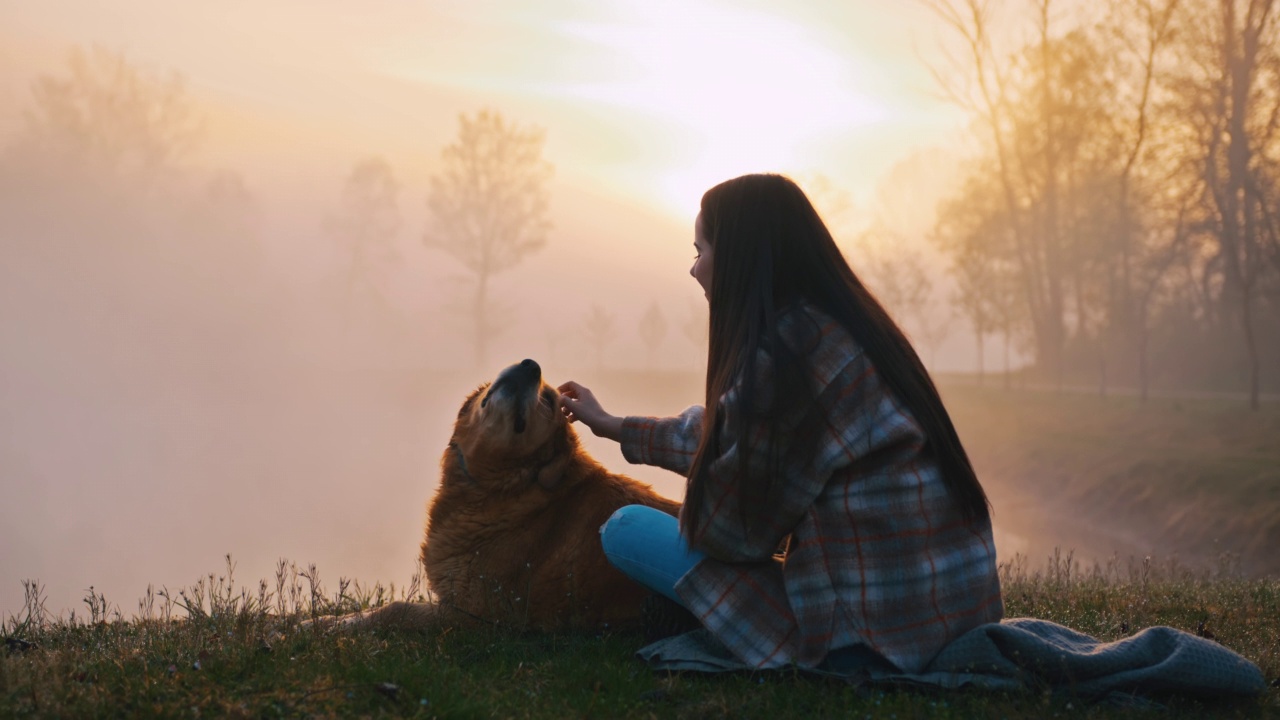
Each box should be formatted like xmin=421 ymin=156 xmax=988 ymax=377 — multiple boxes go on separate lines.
xmin=620 ymin=303 xmax=1003 ymax=673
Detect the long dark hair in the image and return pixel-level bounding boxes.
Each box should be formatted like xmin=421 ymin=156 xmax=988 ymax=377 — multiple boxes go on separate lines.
xmin=681 ymin=173 xmax=990 ymax=547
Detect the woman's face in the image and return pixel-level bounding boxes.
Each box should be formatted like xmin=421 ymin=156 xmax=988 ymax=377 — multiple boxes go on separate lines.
xmin=691 ymin=212 xmax=713 ymax=299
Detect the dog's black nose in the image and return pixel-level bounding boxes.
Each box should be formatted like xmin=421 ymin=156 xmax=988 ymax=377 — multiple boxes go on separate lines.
xmin=521 ymin=359 xmax=540 ymax=374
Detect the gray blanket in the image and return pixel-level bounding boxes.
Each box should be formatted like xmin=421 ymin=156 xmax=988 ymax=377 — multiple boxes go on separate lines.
xmin=637 ymin=618 xmax=1267 ymax=701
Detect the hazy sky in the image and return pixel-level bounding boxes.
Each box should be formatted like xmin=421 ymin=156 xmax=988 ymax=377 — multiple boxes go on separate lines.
xmin=0 ymin=0 xmax=965 ymax=217
xmin=0 ymin=1 xmax=995 ymax=618
xmin=4 ymin=0 xmax=1267 ymax=627
xmin=1 ymin=0 xmax=987 ymax=374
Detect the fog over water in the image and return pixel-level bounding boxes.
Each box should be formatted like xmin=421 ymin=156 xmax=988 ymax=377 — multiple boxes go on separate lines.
xmin=0 ymin=3 xmax=992 ymax=619
xmin=0 ymin=168 xmax=719 ymax=618
xmin=5 ymin=0 xmax=1279 ymax=619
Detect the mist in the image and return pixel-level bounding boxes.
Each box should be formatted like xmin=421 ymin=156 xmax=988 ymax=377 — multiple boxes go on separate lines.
xmin=0 ymin=41 xmax=731 ymax=618
xmin=4 ymin=1 xmax=1279 ymax=619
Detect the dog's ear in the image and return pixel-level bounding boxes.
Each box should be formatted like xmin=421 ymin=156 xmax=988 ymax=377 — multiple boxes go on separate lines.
xmin=460 ymin=385 xmax=488 ymax=418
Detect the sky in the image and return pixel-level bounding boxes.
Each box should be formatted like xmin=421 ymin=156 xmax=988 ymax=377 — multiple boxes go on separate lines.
xmin=0 ymin=0 xmax=995 ymax=618
xmin=0 ymin=0 xmax=966 ymax=216
xmin=3 ymin=0 xmax=1269 ymax=626
xmin=0 ymin=0 xmax=989 ymax=376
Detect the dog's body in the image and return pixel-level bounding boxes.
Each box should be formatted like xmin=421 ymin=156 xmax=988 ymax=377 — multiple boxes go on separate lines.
xmin=335 ymin=359 xmax=680 ymax=632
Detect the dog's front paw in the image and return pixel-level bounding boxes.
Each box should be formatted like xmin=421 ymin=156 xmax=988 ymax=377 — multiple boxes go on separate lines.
xmin=301 ymin=612 xmax=366 ymax=632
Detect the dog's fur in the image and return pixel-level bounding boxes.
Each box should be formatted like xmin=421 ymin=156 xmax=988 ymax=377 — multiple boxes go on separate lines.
xmin=328 ymin=359 xmax=680 ymax=632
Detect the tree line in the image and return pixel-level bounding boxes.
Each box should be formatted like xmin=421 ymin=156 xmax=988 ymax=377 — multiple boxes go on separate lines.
xmin=13 ymin=17 xmax=1273 ymax=394
xmin=0 ymin=46 xmax=712 ymax=374
xmin=920 ymin=0 xmax=1280 ymax=408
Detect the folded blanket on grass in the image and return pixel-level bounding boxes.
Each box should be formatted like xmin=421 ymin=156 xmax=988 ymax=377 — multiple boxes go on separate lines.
xmin=637 ymin=618 xmax=1266 ymax=702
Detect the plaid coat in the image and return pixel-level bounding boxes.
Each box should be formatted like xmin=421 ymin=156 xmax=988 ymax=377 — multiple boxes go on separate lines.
xmin=620 ymin=303 xmax=1003 ymax=673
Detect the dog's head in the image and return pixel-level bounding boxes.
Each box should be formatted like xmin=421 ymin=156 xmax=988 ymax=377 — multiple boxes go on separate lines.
xmin=447 ymin=359 xmax=572 ymax=490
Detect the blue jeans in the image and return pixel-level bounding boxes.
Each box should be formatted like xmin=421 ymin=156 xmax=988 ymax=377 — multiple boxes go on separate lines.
xmin=602 ymin=504 xmax=891 ymax=673
xmin=599 ymin=504 xmax=705 ymax=606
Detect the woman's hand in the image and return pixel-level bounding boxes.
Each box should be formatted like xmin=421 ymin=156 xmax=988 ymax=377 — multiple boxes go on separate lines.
xmin=557 ymin=381 xmax=624 ymax=442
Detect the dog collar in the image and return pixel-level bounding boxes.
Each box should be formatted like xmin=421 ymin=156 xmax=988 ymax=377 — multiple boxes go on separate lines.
xmin=448 ymin=441 xmax=561 ymax=489
xmin=449 ymin=442 xmax=479 ymax=485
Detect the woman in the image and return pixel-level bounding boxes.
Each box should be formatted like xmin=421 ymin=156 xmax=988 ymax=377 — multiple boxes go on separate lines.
xmin=558 ymin=173 xmax=1002 ymax=675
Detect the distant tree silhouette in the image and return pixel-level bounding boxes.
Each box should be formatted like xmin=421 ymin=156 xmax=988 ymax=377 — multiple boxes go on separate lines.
xmin=583 ymin=304 xmax=616 ymax=371
xmin=638 ymin=301 xmax=667 ymax=369
xmin=326 ymin=157 xmax=401 ymax=326
xmin=1186 ymin=0 xmax=1277 ymax=410
xmin=184 ymin=168 xmax=262 ymax=288
xmin=920 ymin=0 xmax=1072 ymax=380
xmin=798 ymin=172 xmax=858 ymax=240
xmin=17 ymin=45 xmax=200 ymax=191
xmin=852 ymin=233 xmax=938 ymax=363
xmin=923 ymin=0 xmax=1280 ymax=403
xmin=933 ymin=170 xmax=1012 ymax=385
xmin=681 ymin=299 xmax=709 ymax=369
xmin=424 ymin=109 xmax=554 ymax=366
xmin=951 ymin=250 xmax=993 ymax=383
xmin=1094 ymin=0 xmax=1182 ymax=401
xmin=1 ymin=45 xmax=206 ymax=313
xmin=0 ymin=47 xmax=283 ymax=377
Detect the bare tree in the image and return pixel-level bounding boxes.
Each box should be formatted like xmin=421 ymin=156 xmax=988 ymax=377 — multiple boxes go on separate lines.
xmin=1202 ymin=0 xmax=1277 ymax=410
xmin=797 ymin=172 xmax=861 ymax=242
xmin=327 ymin=157 xmax=401 ymax=324
xmin=424 ymin=109 xmax=554 ymax=366
xmin=851 ymin=233 xmax=938 ymax=362
xmin=638 ymin=301 xmax=668 ymax=370
xmin=19 ymin=45 xmax=200 ymax=190
xmin=1 ymin=45 xmax=207 ymax=321
xmin=989 ymin=263 xmax=1028 ymax=388
xmin=933 ymin=165 xmax=1030 ymax=387
xmin=951 ymin=250 xmax=995 ymax=383
xmin=923 ymin=0 xmax=1280 ymax=397
xmin=681 ymin=299 xmax=709 ymax=370
xmin=1086 ymin=0 xmax=1184 ymax=400
xmin=1133 ymin=198 xmax=1193 ymax=401
xmin=921 ymin=0 xmax=1072 ymax=379
xmin=1033 ymin=0 xmax=1067 ymax=386
xmin=583 ymin=304 xmax=616 ymax=371
xmin=3 ymin=45 xmax=203 ymax=271
xmin=184 ymin=168 xmax=262 ymax=284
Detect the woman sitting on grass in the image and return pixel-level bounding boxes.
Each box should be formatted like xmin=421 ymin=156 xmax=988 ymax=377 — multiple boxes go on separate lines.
xmin=558 ymin=173 xmax=1003 ymax=675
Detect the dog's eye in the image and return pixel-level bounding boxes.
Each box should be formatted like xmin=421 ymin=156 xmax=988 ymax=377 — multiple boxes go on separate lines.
xmin=480 ymin=394 xmax=489 ymax=408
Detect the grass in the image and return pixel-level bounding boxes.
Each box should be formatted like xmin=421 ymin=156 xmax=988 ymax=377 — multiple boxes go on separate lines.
xmin=4 ymin=382 xmax=1278 ymax=716
xmin=938 ymin=382 xmax=1280 ymax=574
xmin=2 ymin=553 xmax=1277 ymax=718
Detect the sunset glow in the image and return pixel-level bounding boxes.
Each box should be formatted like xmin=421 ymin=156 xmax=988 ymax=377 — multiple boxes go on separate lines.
xmin=4 ymin=0 xmax=1278 ymax=651
xmin=540 ymin=0 xmax=890 ymax=213
xmin=0 ymin=0 xmax=947 ymax=221
xmin=0 ymin=0 xmax=972 ymax=619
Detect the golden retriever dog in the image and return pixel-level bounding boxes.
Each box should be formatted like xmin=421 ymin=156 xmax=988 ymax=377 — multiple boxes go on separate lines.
xmin=323 ymin=359 xmax=680 ymax=632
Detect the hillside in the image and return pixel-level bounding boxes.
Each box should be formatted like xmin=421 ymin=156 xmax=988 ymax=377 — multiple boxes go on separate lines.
xmin=940 ymin=381 xmax=1280 ymax=576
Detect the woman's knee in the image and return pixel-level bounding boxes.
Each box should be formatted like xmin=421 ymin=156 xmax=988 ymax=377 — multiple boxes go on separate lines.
xmin=599 ymin=504 xmax=673 ymax=555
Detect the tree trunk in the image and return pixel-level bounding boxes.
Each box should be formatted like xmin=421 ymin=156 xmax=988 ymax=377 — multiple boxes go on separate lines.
xmin=1138 ymin=307 xmax=1150 ymax=404
xmin=343 ymin=231 xmax=366 ymax=336
xmin=1217 ymin=0 xmax=1268 ymax=411
xmin=1241 ymin=257 xmax=1261 ymax=411
xmin=1003 ymin=331 xmax=1012 ymax=390
xmin=1039 ymin=0 xmax=1066 ymax=392
xmin=976 ymin=329 xmax=985 ymax=386
xmin=474 ymin=271 xmax=489 ymax=368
